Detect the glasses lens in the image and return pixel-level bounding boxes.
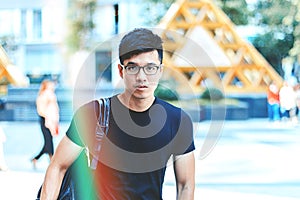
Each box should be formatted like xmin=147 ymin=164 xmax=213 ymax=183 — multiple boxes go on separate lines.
xmin=144 ymin=65 xmax=158 ymax=75
xmin=126 ymin=66 xmax=139 ymax=74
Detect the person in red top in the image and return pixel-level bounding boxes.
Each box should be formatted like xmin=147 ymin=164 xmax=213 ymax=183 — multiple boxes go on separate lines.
xmin=31 ymin=79 xmax=60 ymax=169
xmin=267 ymin=81 xmax=280 ymax=121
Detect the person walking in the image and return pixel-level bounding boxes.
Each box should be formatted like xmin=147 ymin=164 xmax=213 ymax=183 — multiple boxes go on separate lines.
xmin=40 ymin=28 xmax=195 ymax=199
xmin=31 ymin=79 xmax=59 ymax=169
xmin=279 ymin=81 xmax=297 ymax=124
xmin=267 ymin=81 xmax=281 ymax=122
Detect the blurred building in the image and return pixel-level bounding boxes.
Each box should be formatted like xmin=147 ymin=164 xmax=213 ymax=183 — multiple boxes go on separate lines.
xmin=0 ymin=0 xmax=144 ymax=86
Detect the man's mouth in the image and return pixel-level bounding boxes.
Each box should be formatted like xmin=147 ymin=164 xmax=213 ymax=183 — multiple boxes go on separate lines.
xmin=136 ymin=85 xmax=148 ymax=89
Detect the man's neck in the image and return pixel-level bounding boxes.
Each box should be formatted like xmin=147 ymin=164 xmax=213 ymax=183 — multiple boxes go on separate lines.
xmin=117 ymin=93 xmax=155 ymax=112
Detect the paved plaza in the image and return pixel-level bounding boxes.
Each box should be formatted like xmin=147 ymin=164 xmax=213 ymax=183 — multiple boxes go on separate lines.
xmin=0 ymin=119 xmax=299 ymax=200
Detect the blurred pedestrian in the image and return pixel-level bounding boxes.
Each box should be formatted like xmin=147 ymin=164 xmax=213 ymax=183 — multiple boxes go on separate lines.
xmin=0 ymin=125 xmax=8 ymax=171
xmin=31 ymin=80 xmax=59 ymax=169
xmin=267 ymin=81 xmax=280 ymax=122
xmin=295 ymin=84 xmax=300 ymax=119
xmin=279 ymin=81 xmax=297 ymax=124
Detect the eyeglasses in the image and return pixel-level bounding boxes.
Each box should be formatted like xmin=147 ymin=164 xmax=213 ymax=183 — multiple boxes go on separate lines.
xmin=121 ymin=64 xmax=161 ymax=75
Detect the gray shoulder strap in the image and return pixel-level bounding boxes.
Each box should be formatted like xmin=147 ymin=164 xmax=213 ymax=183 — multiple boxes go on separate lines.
xmin=90 ymin=97 xmax=110 ymax=170
xmin=97 ymin=98 xmax=110 ymax=132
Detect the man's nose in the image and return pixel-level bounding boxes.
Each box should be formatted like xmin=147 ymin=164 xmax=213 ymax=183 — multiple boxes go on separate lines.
xmin=136 ymin=68 xmax=147 ymax=80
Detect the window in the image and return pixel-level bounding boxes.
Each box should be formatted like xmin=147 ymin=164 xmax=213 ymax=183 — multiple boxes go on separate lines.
xmin=33 ymin=10 xmax=42 ymax=39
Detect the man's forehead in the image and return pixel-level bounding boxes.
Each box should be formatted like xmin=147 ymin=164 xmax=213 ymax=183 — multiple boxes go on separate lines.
xmin=123 ymin=50 xmax=160 ymax=64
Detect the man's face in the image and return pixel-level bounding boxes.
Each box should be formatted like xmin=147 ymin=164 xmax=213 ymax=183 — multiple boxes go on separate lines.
xmin=118 ymin=50 xmax=162 ymax=100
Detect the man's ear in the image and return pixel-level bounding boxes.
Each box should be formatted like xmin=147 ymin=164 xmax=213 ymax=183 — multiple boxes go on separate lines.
xmin=118 ymin=64 xmax=123 ymax=78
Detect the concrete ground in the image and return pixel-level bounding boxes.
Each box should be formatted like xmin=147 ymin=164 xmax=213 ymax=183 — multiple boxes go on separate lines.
xmin=0 ymin=119 xmax=299 ymax=200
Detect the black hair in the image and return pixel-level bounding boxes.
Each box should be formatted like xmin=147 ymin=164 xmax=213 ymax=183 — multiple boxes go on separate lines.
xmin=119 ymin=28 xmax=163 ymax=64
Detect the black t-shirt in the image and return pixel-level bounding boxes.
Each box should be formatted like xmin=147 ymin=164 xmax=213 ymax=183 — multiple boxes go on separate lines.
xmin=66 ymin=95 xmax=195 ymax=200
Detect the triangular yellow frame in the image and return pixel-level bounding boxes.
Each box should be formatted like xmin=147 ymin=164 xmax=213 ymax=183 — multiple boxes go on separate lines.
xmin=158 ymin=0 xmax=283 ymax=94
xmin=0 ymin=45 xmax=28 ymax=87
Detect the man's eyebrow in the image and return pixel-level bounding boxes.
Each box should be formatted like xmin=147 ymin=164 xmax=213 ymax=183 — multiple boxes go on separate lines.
xmin=126 ymin=62 xmax=157 ymax=66
xmin=126 ymin=62 xmax=137 ymax=65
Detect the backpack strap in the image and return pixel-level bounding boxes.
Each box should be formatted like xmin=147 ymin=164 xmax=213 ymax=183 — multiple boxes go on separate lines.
xmin=90 ymin=98 xmax=110 ymax=170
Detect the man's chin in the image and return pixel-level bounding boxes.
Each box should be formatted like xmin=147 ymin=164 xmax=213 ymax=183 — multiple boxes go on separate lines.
xmin=131 ymin=91 xmax=151 ymax=100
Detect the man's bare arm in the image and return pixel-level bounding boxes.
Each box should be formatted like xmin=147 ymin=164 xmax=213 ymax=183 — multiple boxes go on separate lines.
xmin=40 ymin=136 xmax=83 ymax=200
xmin=173 ymin=151 xmax=195 ymax=200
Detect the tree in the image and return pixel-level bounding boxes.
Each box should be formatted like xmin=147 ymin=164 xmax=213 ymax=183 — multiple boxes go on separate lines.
xmin=143 ymin=0 xmax=250 ymax=26
xmin=250 ymin=0 xmax=294 ymax=77
xmin=283 ymin=0 xmax=300 ymax=58
xmin=142 ymin=0 xmax=174 ymax=26
xmin=252 ymin=31 xmax=293 ymax=76
xmin=0 ymin=35 xmax=18 ymax=54
xmin=215 ymin=0 xmax=250 ymax=25
xmin=65 ymin=0 xmax=97 ymax=54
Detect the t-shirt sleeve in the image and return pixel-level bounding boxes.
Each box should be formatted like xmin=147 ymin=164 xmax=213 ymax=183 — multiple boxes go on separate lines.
xmin=172 ymin=110 xmax=195 ymax=155
xmin=66 ymin=100 xmax=99 ymax=148
xmin=66 ymin=113 xmax=84 ymax=147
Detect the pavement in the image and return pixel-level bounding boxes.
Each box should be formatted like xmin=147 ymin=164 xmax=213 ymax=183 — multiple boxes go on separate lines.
xmin=0 ymin=119 xmax=300 ymax=200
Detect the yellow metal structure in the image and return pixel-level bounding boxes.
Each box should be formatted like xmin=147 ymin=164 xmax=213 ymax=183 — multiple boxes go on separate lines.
xmin=158 ymin=0 xmax=283 ymax=94
xmin=0 ymin=45 xmax=28 ymax=87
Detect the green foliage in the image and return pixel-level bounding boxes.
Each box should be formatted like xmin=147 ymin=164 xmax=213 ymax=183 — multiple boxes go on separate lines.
xmin=255 ymin=0 xmax=291 ymax=26
xmin=252 ymin=31 xmax=293 ymax=76
xmin=155 ymin=82 xmax=178 ymax=101
xmin=65 ymin=0 xmax=97 ymax=53
xmin=215 ymin=0 xmax=249 ymax=25
xmin=201 ymin=88 xmax=224 ymax=101
xmin=282 ymin=0 xmax=300 ymax=58
xmin=0 ymin=35 xmax=18 ymax=53
xmin=250 ymin=0 xmax=295 ymax=75
xmin=142 ymin=0 xmax=175 ymax=26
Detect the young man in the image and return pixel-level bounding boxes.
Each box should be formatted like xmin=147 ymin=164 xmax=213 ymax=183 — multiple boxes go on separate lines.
xmin=40 ymin=28 xmax=195 ymax=200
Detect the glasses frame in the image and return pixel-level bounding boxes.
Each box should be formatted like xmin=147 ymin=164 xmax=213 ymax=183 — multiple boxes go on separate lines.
xmin=120 ymin=64 xmax=162 ymax=75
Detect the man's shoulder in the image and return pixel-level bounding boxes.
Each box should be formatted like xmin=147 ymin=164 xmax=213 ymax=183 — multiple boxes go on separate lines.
xmin=76 ymin=100 xmax=98 ymax=113
xmin=155 ymin=97 xmax=192 ymax=121
xmin=155 ymin=97 xmax=179 ymax=110
xmin=75 ymin=96 xmax=112 ymax=119
xmin=73 ymin=99 xmax=104 ymax=124
xmin=155 ymin=97 xmax=184 ymax=116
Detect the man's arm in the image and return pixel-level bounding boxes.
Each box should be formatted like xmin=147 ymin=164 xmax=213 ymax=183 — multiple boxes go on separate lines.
xmin=40 ymin=136 xmax=83 ymax=200
xmin=173 ymin=151 xmax=195 ymax=200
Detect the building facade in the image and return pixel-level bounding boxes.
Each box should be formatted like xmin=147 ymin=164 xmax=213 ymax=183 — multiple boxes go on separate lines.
xmin=0 ymin=0 xmax=144 ymax=86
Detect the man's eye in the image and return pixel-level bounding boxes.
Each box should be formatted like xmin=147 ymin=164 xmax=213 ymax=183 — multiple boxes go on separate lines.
xmin=146 ymin=66 xmax=156 ymax=71
xmin=127 ymin=66 xmax=137 ymax=71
